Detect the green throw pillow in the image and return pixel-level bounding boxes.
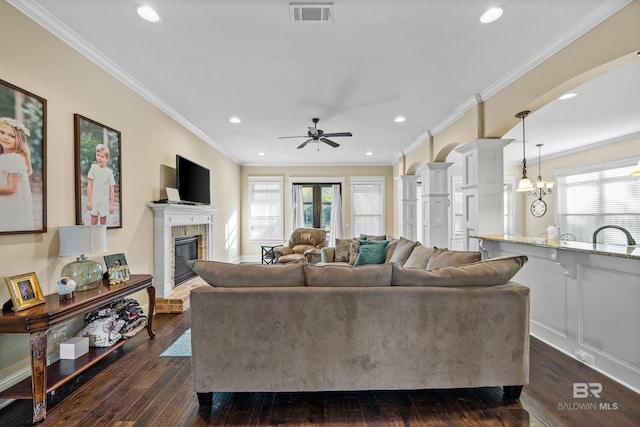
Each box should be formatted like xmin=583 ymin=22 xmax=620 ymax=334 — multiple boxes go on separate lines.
xmin=354 ymin=239 xmax=389 ymax=266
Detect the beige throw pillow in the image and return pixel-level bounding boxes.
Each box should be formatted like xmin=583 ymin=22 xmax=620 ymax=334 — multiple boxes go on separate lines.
xmin=349 ymin=239 xmax=361 ymax=265
xmin=334 ymin=238 xmax=352 ymax=263
xmin=425 ymin=248 xmax=482 ymax=270
xmin=403 ymin=245 xmax=436 ymax=269
xmin=388 ymin=237 xmax=419 ymax=266
xmin=391 ymin=255 xmax=528 ymax=287
xmin=187 ymin=260 xmax=304 ymax=287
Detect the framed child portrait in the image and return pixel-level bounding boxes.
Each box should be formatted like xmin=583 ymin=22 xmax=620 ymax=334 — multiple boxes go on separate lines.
xmin=104 ymin=253 xmax=130 ymax=285
xmin=5 ymin=272 xmax=45 ymax=312
xmin=74 ymin=114 xmax=122 ymax=228
xmin=0 ymin=79 xmax=47 ymax=235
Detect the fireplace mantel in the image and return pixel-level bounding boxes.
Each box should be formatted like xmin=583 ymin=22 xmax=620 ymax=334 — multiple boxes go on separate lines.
xmin=148 ymin=203 xmax=219 ymax=298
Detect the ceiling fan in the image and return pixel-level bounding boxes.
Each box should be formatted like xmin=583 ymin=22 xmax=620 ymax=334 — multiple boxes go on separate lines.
xmin=278 ymin=118 xmax=352 ymax=149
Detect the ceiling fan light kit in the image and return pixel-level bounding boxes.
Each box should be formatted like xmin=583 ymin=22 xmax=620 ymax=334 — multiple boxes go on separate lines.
xmin=278 ymin=118 xmax=352 ymax=149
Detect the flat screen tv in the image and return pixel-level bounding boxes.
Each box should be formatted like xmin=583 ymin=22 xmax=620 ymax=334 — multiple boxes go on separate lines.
xmin=176 ymin=155 xmax=210 ymax=205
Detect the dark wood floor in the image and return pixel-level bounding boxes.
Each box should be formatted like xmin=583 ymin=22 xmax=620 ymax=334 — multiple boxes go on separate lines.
xmin=1 ymin=310 xmax=638 ymax=427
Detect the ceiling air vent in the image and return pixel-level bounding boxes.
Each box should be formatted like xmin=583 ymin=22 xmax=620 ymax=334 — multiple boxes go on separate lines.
xmin=289 ymin=3 xmax=334 ymax=22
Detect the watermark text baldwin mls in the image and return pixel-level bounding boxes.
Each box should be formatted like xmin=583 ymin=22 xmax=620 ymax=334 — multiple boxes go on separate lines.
xmin=557 ymin=383 xmax=618 ymax=411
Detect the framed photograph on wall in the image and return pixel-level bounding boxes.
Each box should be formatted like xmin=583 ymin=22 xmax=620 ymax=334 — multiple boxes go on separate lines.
xmin=0 ymin=79 xmax=47 ymax=235
xmin=74 ymin=114 xmax=122 ymax=228
xmin=5 ymin=272 xmax=45 ymax=311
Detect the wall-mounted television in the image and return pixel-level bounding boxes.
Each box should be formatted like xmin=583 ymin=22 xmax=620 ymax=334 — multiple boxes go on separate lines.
xmin=176 ymin=155 xmax=210 ymax=205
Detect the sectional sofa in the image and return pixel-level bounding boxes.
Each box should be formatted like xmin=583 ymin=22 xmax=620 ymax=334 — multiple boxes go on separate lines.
xmin=187 ymin=242 xmax=530 ymax=406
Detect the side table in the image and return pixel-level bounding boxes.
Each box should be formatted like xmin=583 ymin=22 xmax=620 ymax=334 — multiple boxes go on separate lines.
xmin=0 ymin=274 xmax=155 ymax=423
xmin=261 ymin=244 xmax=280 ymax=264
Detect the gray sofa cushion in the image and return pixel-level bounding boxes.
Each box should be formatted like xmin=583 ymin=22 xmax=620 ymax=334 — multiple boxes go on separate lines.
xmin=188 ymin=260 xmax=304 ymax=287
xmin=425 ymin=248 xmax=482 ymax=269
xmin=304 ymin=263 xmax=392 ymax=287
xmin=391 ymin=255 xmax=528 ymax=287
xmin=403 ymin=245 xmax=436 ymax=269
xmin=388 ymin=237 xmax=419 ymax=265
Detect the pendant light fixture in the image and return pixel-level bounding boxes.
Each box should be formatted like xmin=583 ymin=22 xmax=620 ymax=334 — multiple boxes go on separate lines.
xmin=532 ymin=143 xmax=554 ymax=198
xmin=515 ymin=111 xmax=535 ymax=192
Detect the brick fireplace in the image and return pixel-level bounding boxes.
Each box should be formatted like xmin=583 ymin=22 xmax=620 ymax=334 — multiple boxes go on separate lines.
xmin=149 ymin=203 xmax=219 ymax=312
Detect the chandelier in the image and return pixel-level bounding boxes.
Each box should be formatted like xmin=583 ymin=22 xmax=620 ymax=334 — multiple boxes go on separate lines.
xmin=514 ymin=110 xmax=554 ymax=199
xmin=530 ymin=143 xmax=554 ymax=199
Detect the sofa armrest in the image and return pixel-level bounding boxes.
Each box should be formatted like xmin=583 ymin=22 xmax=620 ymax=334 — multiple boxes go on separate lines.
xmin=273 ymin=246 xmax=292 ymax=260
xmin=320 ymin=247 xmax=336 ymax=263
xmin=303 ymin=248 xmax=322 ymax=263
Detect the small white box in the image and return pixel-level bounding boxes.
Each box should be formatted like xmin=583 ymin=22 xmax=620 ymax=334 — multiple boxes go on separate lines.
xmin=60 ymin=337 xmax=89 ymax=360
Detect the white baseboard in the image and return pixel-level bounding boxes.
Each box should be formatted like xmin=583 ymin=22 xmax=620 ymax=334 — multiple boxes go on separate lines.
xmin=0 ymin=366 xmax=31 ymax=410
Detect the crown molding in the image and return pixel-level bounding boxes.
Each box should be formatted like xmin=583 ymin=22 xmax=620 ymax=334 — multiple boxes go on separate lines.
xmin=408 ymin=0 xmax=633 ymax=150
xmin=7 ymin=0 xmax=240 ymax=164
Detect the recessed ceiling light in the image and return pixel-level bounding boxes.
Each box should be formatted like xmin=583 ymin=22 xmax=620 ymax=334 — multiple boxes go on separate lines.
xmin=258 ymin=152 xmax=265 ymax=156
xmin=135 ymin=5 xmax=161 ymax=23
xmin=394 ymin=116 xmax=406 ymax=123
xmin=480 ymin=6 xmax=505 ymax=24
xmin=558 ymin=92 xmax=578 ymax=100
xmin=229 ymin=117 xmax=241 ymax=124
xmin=366 ymin=152 xmax=373 ymax=156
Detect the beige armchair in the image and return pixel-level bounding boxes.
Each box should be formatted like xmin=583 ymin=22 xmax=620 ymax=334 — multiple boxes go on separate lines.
xmin=274 ymin=228 xmax=326 ymax=263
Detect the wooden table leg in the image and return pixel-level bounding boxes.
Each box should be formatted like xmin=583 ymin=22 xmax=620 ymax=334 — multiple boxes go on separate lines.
xmin=146 ymin=284 xmax=156 ymax=338
xmin=30 ymin=331 xmax=47 ymax=423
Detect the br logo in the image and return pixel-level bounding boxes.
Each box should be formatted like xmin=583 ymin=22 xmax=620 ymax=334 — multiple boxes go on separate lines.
xmin=573 ymin=383 xmax=602 ymax=398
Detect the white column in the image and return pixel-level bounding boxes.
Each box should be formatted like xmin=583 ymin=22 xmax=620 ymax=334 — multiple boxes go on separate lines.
xmin=396 ymin=175 xmax=418 ymax=240
xmin=454 ymin=139 xmax=512 ymax=250
xmin=417 ymin=162 xmax=453 ymax=248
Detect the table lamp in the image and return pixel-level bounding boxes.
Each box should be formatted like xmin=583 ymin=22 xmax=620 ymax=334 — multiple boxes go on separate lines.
xmin=58 ymin=225 xmax=108 ymax=291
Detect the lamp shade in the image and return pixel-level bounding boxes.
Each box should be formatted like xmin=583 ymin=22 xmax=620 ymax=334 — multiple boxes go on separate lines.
xmin=58 ymin=226 xmax=108 ymax=292
xmin=516 ymin=177 xmax=535 ymax=192
xmin=59 ymin=225 xmax=108 ymax=257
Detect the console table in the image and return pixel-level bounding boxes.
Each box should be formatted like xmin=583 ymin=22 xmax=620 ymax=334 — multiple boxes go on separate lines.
xmin=0 ymin=274 xmax=155 ymax=423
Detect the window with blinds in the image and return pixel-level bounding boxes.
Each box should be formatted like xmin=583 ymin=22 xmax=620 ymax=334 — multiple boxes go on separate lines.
xmin=556 ymin=159 xmax=640 ymax=245
xmin=350 ymin=177 xmax=385 ymax=237
xmin=248 ymin=177 xmax=283 ymax=242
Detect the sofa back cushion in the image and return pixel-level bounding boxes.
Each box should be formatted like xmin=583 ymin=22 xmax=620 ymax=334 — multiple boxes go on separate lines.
xmin=304 ymin=263 xmax=392 ymax=287
xmin=188 ymin=260 xmax=304 ymax=287
xmin=425 ymin=248 xmax=482 ymax=269
xmin=391 ymin=255 xmax=528 ymax=287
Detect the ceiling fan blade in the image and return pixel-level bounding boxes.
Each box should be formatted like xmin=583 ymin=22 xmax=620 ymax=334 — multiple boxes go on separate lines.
xmin=278 ymin=135 xmax=307 ymax=139
xmin=297 ymin=139 xmax=313 ymax=149
xmin=320 ymin=138 xmax=340 ymax=148
xmin=322 ymin=132 xmax=352 ymax=138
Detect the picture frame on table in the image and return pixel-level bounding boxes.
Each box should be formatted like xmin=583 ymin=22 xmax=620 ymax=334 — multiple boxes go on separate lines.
xmin=104 ymin=253 xmax=130 ymax=285
xmin=0 ymin=79 xmax=47 ymax=235
xmin=74 ymin=114 xmax=122 ymax=228
xmin=5 ymin=272 xmax=45 ymax=312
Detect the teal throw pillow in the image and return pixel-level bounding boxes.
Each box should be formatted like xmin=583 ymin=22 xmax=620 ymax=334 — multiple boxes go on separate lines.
xmin=354 ymin=239 xmax=389 ymax=266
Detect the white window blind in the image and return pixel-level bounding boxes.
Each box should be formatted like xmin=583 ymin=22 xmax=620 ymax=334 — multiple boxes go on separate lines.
xmin=556 ymin=160 xmax=640 ymax=245
xmin=350 ymin=177 xmax=385 ymax=237
xmin=248 ymin=177 xmax=283 ymax=242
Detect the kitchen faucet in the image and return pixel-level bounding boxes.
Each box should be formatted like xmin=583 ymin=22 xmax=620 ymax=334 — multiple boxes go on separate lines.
xmin=592 ymin=225 xmax=637 ymax=246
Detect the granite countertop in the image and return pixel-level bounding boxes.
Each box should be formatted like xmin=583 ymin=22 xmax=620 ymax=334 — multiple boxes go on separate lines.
xmin=473 ymin=234 xmax=640 ymax=260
